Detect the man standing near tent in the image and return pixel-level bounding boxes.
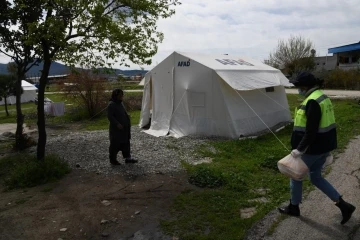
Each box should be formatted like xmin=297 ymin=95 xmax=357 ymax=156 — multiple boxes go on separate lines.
xmin=107 ymin=89 xmax=137 ymax=165
xmin=278 ymin=72 xmax=356 ymax=224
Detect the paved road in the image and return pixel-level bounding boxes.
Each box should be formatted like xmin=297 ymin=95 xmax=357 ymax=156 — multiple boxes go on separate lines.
xmin=245 ymin=137 xmax=360 ymax=240
xmin=285 ymin=89 xmax=360 ymax=98
xmin=0 ymin=123 xmax=36 ymax=135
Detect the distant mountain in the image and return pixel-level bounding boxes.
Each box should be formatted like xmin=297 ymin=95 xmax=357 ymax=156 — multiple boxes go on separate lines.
xmin=0 ymin=62 xmax=148 ymax=78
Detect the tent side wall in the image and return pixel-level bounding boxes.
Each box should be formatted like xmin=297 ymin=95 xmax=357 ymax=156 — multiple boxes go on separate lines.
xmin=218 ymin=74 xmax=291 ymax=137
xmin=168 ymin=53 xmax=233 ymax=138
xmin=0 ymin=80 xmax=37 ymax=106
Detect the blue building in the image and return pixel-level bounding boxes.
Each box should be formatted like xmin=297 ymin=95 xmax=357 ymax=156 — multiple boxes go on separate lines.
xmin=328 ymin=41 xmax=360 ymax=70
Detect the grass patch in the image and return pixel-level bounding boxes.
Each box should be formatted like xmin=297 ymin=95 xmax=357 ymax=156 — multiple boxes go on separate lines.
xmin=162 ymin=95 xmax=360 ymax=239
xmin=81 ymin=110 xmax=141 ymax=131
xmin=0 ymin=153 xmax=71 ymax=190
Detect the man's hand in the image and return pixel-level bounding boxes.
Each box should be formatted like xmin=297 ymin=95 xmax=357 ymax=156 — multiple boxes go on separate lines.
xmin=117 ymin=123 xmax=123 ymax=130
xmin=291 ymin=149 xmax=303 ymax=158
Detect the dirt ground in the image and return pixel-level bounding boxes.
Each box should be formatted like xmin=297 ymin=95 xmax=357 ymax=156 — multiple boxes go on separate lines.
xmin=0 ymin=169 xmax=194 ymax=240
xmin=0 ymin=125 xmax=196 ymax=240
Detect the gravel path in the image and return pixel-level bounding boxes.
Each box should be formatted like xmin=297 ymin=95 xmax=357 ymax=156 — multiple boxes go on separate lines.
xmin=42 ymin=127 xmax=218 ymax=176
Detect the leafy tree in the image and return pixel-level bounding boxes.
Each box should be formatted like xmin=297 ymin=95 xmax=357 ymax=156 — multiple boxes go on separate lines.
xmin=0 ymin=74 xmax=18 ymax=116
xmin=1 ymin=0 xmax=180 ymax=160
xmin=0 ymin=1 xmax=42 ymax=150
xmin=267 ymin=35 xmax=316 ymax=77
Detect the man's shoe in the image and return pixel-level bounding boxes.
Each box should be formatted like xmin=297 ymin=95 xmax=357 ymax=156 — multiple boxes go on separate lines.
xmin=125 ymin=158 xmax=138 ymax=164
xmin=278 ymin=200 xmax=300 ymax=216
xmin=335 ymin=197 xmax=356 ymax=225
xmin=110 ymin=161 xmax=121 ymax=165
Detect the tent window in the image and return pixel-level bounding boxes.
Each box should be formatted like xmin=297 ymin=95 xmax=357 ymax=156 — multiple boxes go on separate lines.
xmin=265 ymin=87 xmax=275 ymax=92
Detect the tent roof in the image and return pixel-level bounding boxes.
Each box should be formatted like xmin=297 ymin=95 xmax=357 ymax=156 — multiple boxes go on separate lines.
xmin=175 ymin=52 xmax=292 ymax=90
xmin=22 ymin=80 xmax=37 ymax=90
xmin=176 ymin=51 xmax=278 ymax=71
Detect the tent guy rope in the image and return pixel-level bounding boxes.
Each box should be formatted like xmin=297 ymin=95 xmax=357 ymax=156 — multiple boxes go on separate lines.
xmin=233 ymin=89 xmax=290 ymax=152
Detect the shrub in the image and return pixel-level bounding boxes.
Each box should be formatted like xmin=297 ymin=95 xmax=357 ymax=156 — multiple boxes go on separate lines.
xmin=123 ymin=93 xmax=143 ymax=111
xmin=59 ymin=70 xmax=110 ymax=118
xmin=260 ymin=155 xmax=283 ymax=171
xmin=188 ymin=165 xmax=225 ymax=188
xmin=320 ymin=68 xmax=360 ymax=90
xmin=0 ymin=153 xmax=71 ymax=189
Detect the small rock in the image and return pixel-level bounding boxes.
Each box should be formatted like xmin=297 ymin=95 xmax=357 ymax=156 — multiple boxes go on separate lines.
xmin=248 ymin=197 xmax=269 ymax=203
xmin=57 ymin=238 xmax=64 ymax=240
xmin=135 ymin=211 xmax=141 ymax=215
xmin=101 ymin=219 xmax=109 ymax=224
xmin=240 ymin=207 xmax=257 ymax=219
xmin=60 ymin=228 xmax=67 ymax=232
xmin=101 ymin=200 xmax=111 ymax=206
xmin=252 ymin=188 xmax=270 ymax=196
xmin=111 ymin=218 xmax=118 ymax=223
xmin=76 ymin=163 xmax=80 ymax=168
xmin=192 ymin=157 xmax=213 ymax=165
xmin=101 ymin=232 xmax=110 ymax=237
xmin=41 ymin=217 xmax=45 ymax=220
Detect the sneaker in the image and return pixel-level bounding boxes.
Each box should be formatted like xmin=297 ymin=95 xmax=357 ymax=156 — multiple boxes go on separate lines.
xmin=125 ymin=158 xmax=138 ymax=164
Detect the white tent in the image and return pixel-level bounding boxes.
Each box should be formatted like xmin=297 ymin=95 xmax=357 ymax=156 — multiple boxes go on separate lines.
xmin=0 ymin=80 xmax=37 ymax=105
xmin=139 ymin=51 xmax=293 ymax=138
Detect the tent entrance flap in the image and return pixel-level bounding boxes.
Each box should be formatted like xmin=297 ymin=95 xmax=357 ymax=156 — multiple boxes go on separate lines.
xmin=143 ymin=67 xmax=175 ymax=136
xmin=139 ymin=75 xmax=152 ymax=128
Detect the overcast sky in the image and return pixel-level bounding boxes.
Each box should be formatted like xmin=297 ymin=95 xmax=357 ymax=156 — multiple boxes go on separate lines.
xmin=1 ymin=0 xmax=359 ymax=70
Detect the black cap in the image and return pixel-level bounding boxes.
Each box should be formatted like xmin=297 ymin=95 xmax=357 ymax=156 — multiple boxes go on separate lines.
xmin=290 ymin=72 xmax=317 ymax=87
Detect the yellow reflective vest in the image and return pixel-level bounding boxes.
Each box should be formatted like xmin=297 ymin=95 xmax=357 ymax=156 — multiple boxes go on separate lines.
xmin=293 ymin=90 xmax=336 ymax=133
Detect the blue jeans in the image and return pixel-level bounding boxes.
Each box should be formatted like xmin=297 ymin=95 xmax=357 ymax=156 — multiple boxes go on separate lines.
xmin=290 ymin=152 xmax=341 ymax=205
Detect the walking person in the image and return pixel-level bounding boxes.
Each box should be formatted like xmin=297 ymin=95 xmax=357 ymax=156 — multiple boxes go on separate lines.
xmin=278 ymin=72 xmax=356 ymax=224
xmin=107 ymin=89 xmax=137 ymax=165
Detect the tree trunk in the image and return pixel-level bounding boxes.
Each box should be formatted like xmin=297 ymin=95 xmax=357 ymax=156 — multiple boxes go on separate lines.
xmin=37 ymin=59 xmax=52 ymax=160
xmin=4 ymin=97 xmax=9 ymax=117
xmin=15 ymin=73 xmax=24 ymax=150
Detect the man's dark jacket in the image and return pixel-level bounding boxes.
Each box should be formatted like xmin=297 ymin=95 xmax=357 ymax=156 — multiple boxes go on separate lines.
xmin=107 ymin=100 xmax=131 ymax=143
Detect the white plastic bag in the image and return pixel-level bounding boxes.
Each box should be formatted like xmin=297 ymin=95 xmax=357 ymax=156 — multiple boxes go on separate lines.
xmin=277 ymin=154 xmax=309 ymax=181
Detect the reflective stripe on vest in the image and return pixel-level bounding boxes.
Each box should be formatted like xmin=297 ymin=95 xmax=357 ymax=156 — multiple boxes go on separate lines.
xmin=293 ymin=90 xmax=336 ymax=133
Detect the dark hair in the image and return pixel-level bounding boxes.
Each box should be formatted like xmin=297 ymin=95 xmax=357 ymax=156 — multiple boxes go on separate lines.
xmin=290 ymin=72 xmax=321 ymax=88
xmin=110 ymin=88 xmax=123 ymax=101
